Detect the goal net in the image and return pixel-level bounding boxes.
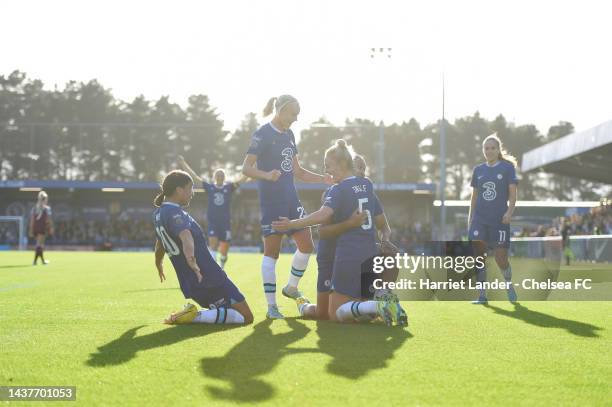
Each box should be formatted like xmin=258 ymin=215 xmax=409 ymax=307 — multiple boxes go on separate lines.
xmin=0 ymin=216 xmax=26 ymax=250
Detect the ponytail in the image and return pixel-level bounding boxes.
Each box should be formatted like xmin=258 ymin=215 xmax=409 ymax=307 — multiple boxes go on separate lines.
xmin=262 ymin=94 xmax=299 ymax=117
xmin=263 ymin=97 xmax=277 ymax=117
xmin=153 ymin=192 xmax=165 ymax=207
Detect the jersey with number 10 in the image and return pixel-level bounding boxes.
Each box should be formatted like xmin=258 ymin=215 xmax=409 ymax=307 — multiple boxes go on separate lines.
xmin=323 ymin=176 xmax=383 ymax=259
xmin=153 ymin=202 xmax=225 ymax=296
xmin=247 ymin=122 xmax=299 ymax=206
xmin=470 ymin=160 xmax=518 ymax=226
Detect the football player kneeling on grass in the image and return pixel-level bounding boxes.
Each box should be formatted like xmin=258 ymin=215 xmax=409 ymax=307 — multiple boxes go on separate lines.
xmin=153 ymin=170 xmax=253 ymax=325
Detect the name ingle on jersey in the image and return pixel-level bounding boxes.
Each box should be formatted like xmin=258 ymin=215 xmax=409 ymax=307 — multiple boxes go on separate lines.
xmin=323 ymin=176 xmax=383 ymax=257
xmin=470 ymin=160 xmax=518 ymax=225
xmin=153 ymin=202 xmax=225 ymax=296
xmin=247 ymin=123 xmax=299 ymax=205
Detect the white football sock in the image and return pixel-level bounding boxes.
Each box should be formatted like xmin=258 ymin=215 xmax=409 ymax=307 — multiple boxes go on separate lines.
xmin=335 ymin=301 xmax=378 ymax=322
xmin=193 ymin=308 xmax=245 ymax=324
xmin=287 ymin=250 xmax=310 ymax=288
xmin=262 ymin=256 xmax=277 ymax=306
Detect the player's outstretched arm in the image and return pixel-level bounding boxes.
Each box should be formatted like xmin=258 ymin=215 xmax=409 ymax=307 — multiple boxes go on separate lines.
xmin=178 ymin=230 xmax=203 ymax=283
xmin=272 ymin=206 xmax=334 ymax=232
xmin=292 ymin=156 xmax=332 ymax=184
xmin=233 ymin=173 xmax=250 ymax=188
xmin=319 ymin=209 xmax=366 ymax=239
xmin=177 ymin=155 xmax=203 ymax=183
xmin=242 ymin=154 xmax=281 ymax=182
xmin=154 ymin=239 xmax=166 ymax=282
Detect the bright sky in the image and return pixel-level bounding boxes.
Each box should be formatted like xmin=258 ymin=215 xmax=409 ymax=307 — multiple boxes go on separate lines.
xmin=3 ymin=0 xmax=611 ymax=137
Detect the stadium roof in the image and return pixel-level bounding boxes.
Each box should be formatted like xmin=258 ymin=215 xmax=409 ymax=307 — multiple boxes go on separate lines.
xmin=0 ymin=180 xmax=436 ymax=192
xmin=521 ymin=120 xmax=612 ymax=184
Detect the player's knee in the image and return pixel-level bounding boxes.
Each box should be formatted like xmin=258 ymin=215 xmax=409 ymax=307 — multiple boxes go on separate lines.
xmin=316 ymin=306 xmax=329 ymax=320
xmin=238 ymin=306 xmax=254 ymax=324
xmin=298 ymin=242 xmax=314 ymax=254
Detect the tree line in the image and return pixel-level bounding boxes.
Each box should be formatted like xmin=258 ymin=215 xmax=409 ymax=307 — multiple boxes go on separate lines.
xmin=0 ymin=70 xmax=602 ymax=199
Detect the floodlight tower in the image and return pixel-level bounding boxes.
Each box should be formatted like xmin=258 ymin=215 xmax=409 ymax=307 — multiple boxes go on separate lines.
xmin=369 ymin=47 xmax=392 ymax=184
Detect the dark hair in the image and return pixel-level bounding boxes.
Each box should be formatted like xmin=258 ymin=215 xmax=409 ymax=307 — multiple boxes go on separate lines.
xmin=153 ymin=170 xmax=193 ymax=207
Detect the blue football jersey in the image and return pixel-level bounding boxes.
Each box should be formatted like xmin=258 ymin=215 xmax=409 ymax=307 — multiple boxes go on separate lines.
xmin=246 ymin=122 xmax=300 ymax=205
xmin=317 ymin=187 xmax=336 ymax=262
xmin=202 ymin=182 xmax=236 ymax=224
xmin=323 ymin=176 xmax=383 ymax=259
xmin=153 ymin=202 xmax=226 ymax=296
xmin=470 ymin=160 xmax=518 ymax=225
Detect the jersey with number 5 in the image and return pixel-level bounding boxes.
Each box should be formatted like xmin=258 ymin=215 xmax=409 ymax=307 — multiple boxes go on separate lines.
xmin=323 ymin=176 xmax=383 ymax=258
xmin=247 ymin=122 xmax=299 ymax=206
xmin=153 ymin=202 xmax=225 ymax=294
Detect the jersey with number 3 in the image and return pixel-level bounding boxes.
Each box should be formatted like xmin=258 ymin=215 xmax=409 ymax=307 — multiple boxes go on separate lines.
xmin=247 ymin=123 xmax=299 ymax=205
xmin=153 ymin=202 xmax=225 ymax=296
xmin=470 ymin=160 xmax=518 ymax=226
xmin=202 ymin=182 xmax=235 ymax=224
xmin=323 ymin=176 xmax=383 ymax=259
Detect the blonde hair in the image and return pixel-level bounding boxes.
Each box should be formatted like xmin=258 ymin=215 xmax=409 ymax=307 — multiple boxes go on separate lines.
xmin=37 ymin=191 xmax=48 ymax=206
xmin=353 ymin=154 xmax=367 ymax=177
xmin=262 ymin=95 xmax=298 ymax=117
xmin=483 ymin=133 xmax=518 ymax=168
xmin=34 ymin=191 xmax=48 ymax=218
xmin=325 ymin=139 xmax=355 ymax=171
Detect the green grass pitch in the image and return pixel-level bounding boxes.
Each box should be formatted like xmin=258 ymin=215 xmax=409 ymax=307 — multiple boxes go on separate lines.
xmin=1 ymin=251 xmax=611 ymax=406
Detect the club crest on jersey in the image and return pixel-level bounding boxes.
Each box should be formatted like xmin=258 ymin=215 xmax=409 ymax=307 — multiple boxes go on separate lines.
xmin=497 ymin=174 xmax=503 ymax=179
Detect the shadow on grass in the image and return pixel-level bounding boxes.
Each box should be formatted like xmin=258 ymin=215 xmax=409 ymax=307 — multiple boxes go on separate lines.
xmin=200 ymin=318 xmax=314 ymax=403
xmin=123 ymin=287 xmax=180 ymax=293
xmin=316 ymin=320 xmax=413 ymax=379
xmin=87 ymin=324 xmax=240 ymax=367
xmin=0 ymin=265 xmax=33 ymax=269
xmin=485 ymin=303 xmax=603 ymax=338
xmin=200 ymin=318 xmax=412 ymax=403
